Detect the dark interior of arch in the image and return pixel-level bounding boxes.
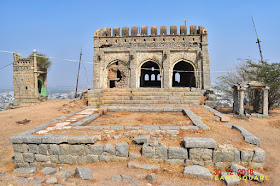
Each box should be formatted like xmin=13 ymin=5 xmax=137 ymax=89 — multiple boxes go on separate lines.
xmin=140 ymin=61 xmax=161 ymax=87
xmin=172 ymin=61 xmax=196 ymax=87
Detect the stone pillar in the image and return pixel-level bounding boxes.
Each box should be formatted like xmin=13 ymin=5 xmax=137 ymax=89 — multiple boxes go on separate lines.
xmin=130 ymin=51 xmax=137 ymax=88
xmin=262 ymin=87 xmax=269 ymax=117
xmin=233 ymin=87 xmax=239 ymax=113
xmin=238 ymin=88 xmax=245 ymax=115
xmin=163 ymin=50 xmax=170 ymax=89
xmin=33 ymin=49 xmax=38 ymax=98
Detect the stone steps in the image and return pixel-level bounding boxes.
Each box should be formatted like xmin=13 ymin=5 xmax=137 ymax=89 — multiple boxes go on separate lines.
xmin=104 ymin=88 xmax=199 ymax=92
xmin=103 ymin=92 xmax=201 ymax=97
xmin=102 ymin=96 xmax=201 ymax=101
xmin=103 ymin=100 xmax=200 ymax=105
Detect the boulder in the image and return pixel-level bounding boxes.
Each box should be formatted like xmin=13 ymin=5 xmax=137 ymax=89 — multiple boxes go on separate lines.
xmin=75 ymin=167 xmax=94 ymax=181
xmin=145 ymin=173 xmax=156 ymax=182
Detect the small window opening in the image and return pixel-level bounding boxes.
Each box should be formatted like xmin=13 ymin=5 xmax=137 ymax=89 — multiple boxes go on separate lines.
xmin=115 ymin=40 xmax=117 ymax=43
xmin=117 ymin=70 xmax=122 ymax=81
xmin=153 ymin=38 xmax=155 ymax=42
xmin=134 ymin=39 xmax=136 ymax=42
xmin=25 ymin=86 xmax=28 ymax=90
xmin=175 ymin=73 xmax=180 ymax=83
xmin=151 ymin=74 xmax=155 ymax=81
xmin=144 ymin=39 xmax=146 ymax=41
xmin=163 ymin=38 xmax=165 ymax=41
xmin=124 ymin=39 xmax=126 ymax=42
xmin=157 ymin=74 xmax=161 ymax=81
xmin=116 ymin=61 xmax=119 ymax=65
xmin=173 ymin=38 xmax=175 ymax=41
xmin=144 ymin=74 xmax=149 ymax=81
xmin=193 ymin=38 xmax=195 ymax=41
xmin=183 ymin=38 xmax=185 ymax=41
xmin=152 ymin=67 xmax=155 ymax=71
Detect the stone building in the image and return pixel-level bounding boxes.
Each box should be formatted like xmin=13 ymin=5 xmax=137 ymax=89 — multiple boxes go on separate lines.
xmin=89 ymin=25 xmax=213 ymax=106
xmin=13 ymin=50 xmax=48 ymax=104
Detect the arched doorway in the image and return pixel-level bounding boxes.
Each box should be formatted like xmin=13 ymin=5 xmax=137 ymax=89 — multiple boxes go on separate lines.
xmin=140 ymin=61 xmax=161 ymax=87
xmin=38 ymin=80 xmax=43 ymax=94
xmin=172 ymin=61 xmax=196 ymax=87
xmin=107 ymin=60 xmax=128 ymax=88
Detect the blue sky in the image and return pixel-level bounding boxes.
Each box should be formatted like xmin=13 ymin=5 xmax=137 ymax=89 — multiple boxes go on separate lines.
xmin=0 ymin=0 xmax=279 ymax=90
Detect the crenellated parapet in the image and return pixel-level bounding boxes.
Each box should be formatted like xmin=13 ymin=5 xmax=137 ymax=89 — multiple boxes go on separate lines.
xmin=94 ymin=25 xmax=207 ymax=37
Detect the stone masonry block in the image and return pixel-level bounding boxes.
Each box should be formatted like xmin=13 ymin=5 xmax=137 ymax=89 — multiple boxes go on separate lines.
xmin=49 ymin=144 xmax=60 ymax=155
xmin=35 ymin=154 xmax=50 ymax=162
xmin=89 ymin=144 xmax=104 ymax=155
xmin=39 ymin=144 xmax=48 ymax=155
xmin=69 ymin=145 xmax=85 ymax=156
xmin=142 ymin=143 xmax=155 ymax=158
xmin=116 ymin=142 xmax=129 ymax=157
xmin=104 ymin=144 xmax=115 ymax=156
xmin=59 ymin=155 xmax=77 ymax=165
xmin=29 ymin=144 xmax=39 ymax=154
xmin=14 ymin=153 xmax=23 ymax=163
xmin=213 ymin=148 xmax=234 ymax=162
xmin=241 ymin=151 xmax=254 ymax=162
xmin=168 ymin=147 xmax=188 ymax=159
xmin=13 ymin=144 xmax=29 ymax=153
xmin=59 ymin=144 xmax=70 ymax=155
xmin=22 ymin=153 xmax=34 ymax=162
xmin=155 ymin=143 xmax=168 ymax=159
xmin=253 ymin=148 xmax=266 ymax=163
xmin=183 ymin=137 xmax=217 ymax=148
xmin=189 ymin=148 xmax=212 ymax=162
xmin=86 ymin=155 xmax=99 ymax=163
xmin=50 ymin=155 xmax=59 ymax=163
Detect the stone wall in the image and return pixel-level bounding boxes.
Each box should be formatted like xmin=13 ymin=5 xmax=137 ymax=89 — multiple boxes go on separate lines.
xmin=93 ymin=25 xmax=211 ymax=90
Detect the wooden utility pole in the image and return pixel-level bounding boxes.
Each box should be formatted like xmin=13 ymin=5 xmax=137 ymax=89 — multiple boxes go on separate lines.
xmin=252 ymin=16 xmax=264 ymax=62
xmin=75 ymin=48 xmax=82 ymax=98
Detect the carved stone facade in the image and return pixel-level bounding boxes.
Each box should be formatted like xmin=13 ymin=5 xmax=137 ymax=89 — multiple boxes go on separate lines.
xmin=93 ymin=25 xmax=211 ymax=90
xmin=13 ymin=50 xmax=48 ymax=104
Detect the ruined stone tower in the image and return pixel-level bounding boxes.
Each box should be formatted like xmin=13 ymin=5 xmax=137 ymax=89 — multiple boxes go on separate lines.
xmin=13 ymin=50 xmax=48 ymax=103
xmin=88 ymin=25 xmax=212 ymax=106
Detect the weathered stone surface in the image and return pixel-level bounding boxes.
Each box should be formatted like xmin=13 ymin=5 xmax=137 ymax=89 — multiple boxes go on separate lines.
xmin=130 ymin=180 xmax=141 ymax=184
xmin=100 ymin=155 xmax=110 ymax=162
xmin=249 ymin=162 xmax=264 ymax=169
xmin=189 ymin=148 xmax=212 ymax=161
xmin=155 ymin=143 xmax=167 ymax=159
xmin=180 ymin=126 xmax=199 ymax=130
xmin=56 ymin=168 xmax=73 ymax=181
xmin=59 ymin=144 xmax=70 ymax=155
xmin=142 ymin=126 xmax=159 ymax=130
xmin=220 ymin=172 xmax=240 ymax=185
xmin=13 ymin=144 xmax=28 ymax=153
xmin=183 ymin=137 xmax=217 ymax=148
xmin=75 ymin=167 xmax=94 ymax=180
xmin=234 ymin=149 xmax=240 ymax=162
xmin=253 ymin=148 xmax=265 ymax=163
xmin=128 ymin=161 xmax=160 ymax=173
xmin=168 ymin=147 xmax=188 ymax=159
xmin=29 ymin=144 xmax=38 ymax=154
xmin=70 ymin=145 xmax=85 ymax=156
xmin=116 ymin=142 xmax=129 ymax=157
xmin=145 ymin=173 xmax=156 ymax=182
xmin=46 ymin=177 xmax=58 ymax=184
xmin=142 ymin=143 xmax=155 ymax=158
xmin=35 ymin=154 xmax=50 ymax=162
xmin=129 ymin=152 xmax=141 ymax=159
xmin=86 ymin=154 xmax=99 ymax=162
xmin=42 ymin=167 xmax=57 ymax=175
xmin=232 ymin=125 xmax=260 ymax=146
xmin=159 ymin=126 xmax=180 ymax=130
xmin=132 ymin=135 xmax=150 ymax=144
xmin=230 ymin=164 xmax=265 ymax=182
xmin=39 ymin=144 xmax=48 ymax=155
xmin=13 ymin=167 xmax=37 ymax=174
xmin=166 ymin=159 xmax=185 ymax=165
xmin=121 ymin=174 xmax=133 ymax=180
xmin=112 ymin=174 xmax=122 ymax=181
xmin=183 ymin=165 xmax=212 ymax=179
xmin=213 ymin=148 xmax=234 ymax=162
xmin=22 ymin=153 xmax=34 ymax=162
xmin=59 ymin=155 xmax=77 ymax=164
xmin=104 ymin=144 xmax=115 ymax=155
xmin=50 ymin=155 xmax=59 ymax=163
xmin=214 ymin=162 xmax=231 ymax=169
xmin=241 ymin=151 xmax=254 ymax=162
xmin=49 ymin=144 xmax=60 ymax=155
xmin=183 ymin=109 xmax=210 ymax=130
xmin=89 ymin=144 xmax=104 ymax=155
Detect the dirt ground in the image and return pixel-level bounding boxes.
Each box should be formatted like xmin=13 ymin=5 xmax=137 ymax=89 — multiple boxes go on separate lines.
xmin=0 ymin=101 xmax=279 ymax=185
xmin=86 ymin=111 xmax=192 ymax=126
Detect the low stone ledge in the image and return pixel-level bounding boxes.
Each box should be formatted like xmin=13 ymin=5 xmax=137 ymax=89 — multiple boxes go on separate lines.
xmin=183 ymin=108 xmax=210 ymax=130
xmin=232 ymin=125 xmax=260 ymax=146
xmin=183 ymin=137 xmax=218 ymax=149
xmin=203 ymin=105 xmax=230 ymax=122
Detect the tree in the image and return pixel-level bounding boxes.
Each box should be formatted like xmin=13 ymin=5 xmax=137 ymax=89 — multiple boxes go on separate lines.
xmin=28 ymin=53 xmax=52 ymax=71
xmin=215 ymin=59 xmax=280 ymax=109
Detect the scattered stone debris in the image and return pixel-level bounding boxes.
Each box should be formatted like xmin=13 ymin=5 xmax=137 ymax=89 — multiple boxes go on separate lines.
xmin=13 ymin=167 xmax=37 ymax=174
xmin=183 ymin=165 xmax=212 ymax=179
xmin=112 ymin=174 xmax=122 ymax=181
xmin=128 ymin=161 xmax=160 ymax=173
xmin=16 ymin=119 xmax=31 ymax=125
xmin=46 ymin=177 xmax=58 ymax=184
xmin=75 ymin=167 xmax=94 ymax=181
xmin=220 ymin=172 xmax=240 ymax=185
xmin=42 ymin=167 xmax=57 ymax=175
xmin=145 ymin=173 xmax=157 ymax=182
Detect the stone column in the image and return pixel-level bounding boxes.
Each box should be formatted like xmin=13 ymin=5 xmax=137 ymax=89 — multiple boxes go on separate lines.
xmin=262 ymin=87 xmax=269 ymax=117
xmin=238 ymin=88 xmax=245 ymax=115
xmin=130 ymin=51 xmax=137 ymax=89
xmin=233 ymin=87 xmax=239 ymax=113
xmin=33 ymin=49 xmax=38 ymax=98
xmin=163 ymin=50 xmax=170 ymax=89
